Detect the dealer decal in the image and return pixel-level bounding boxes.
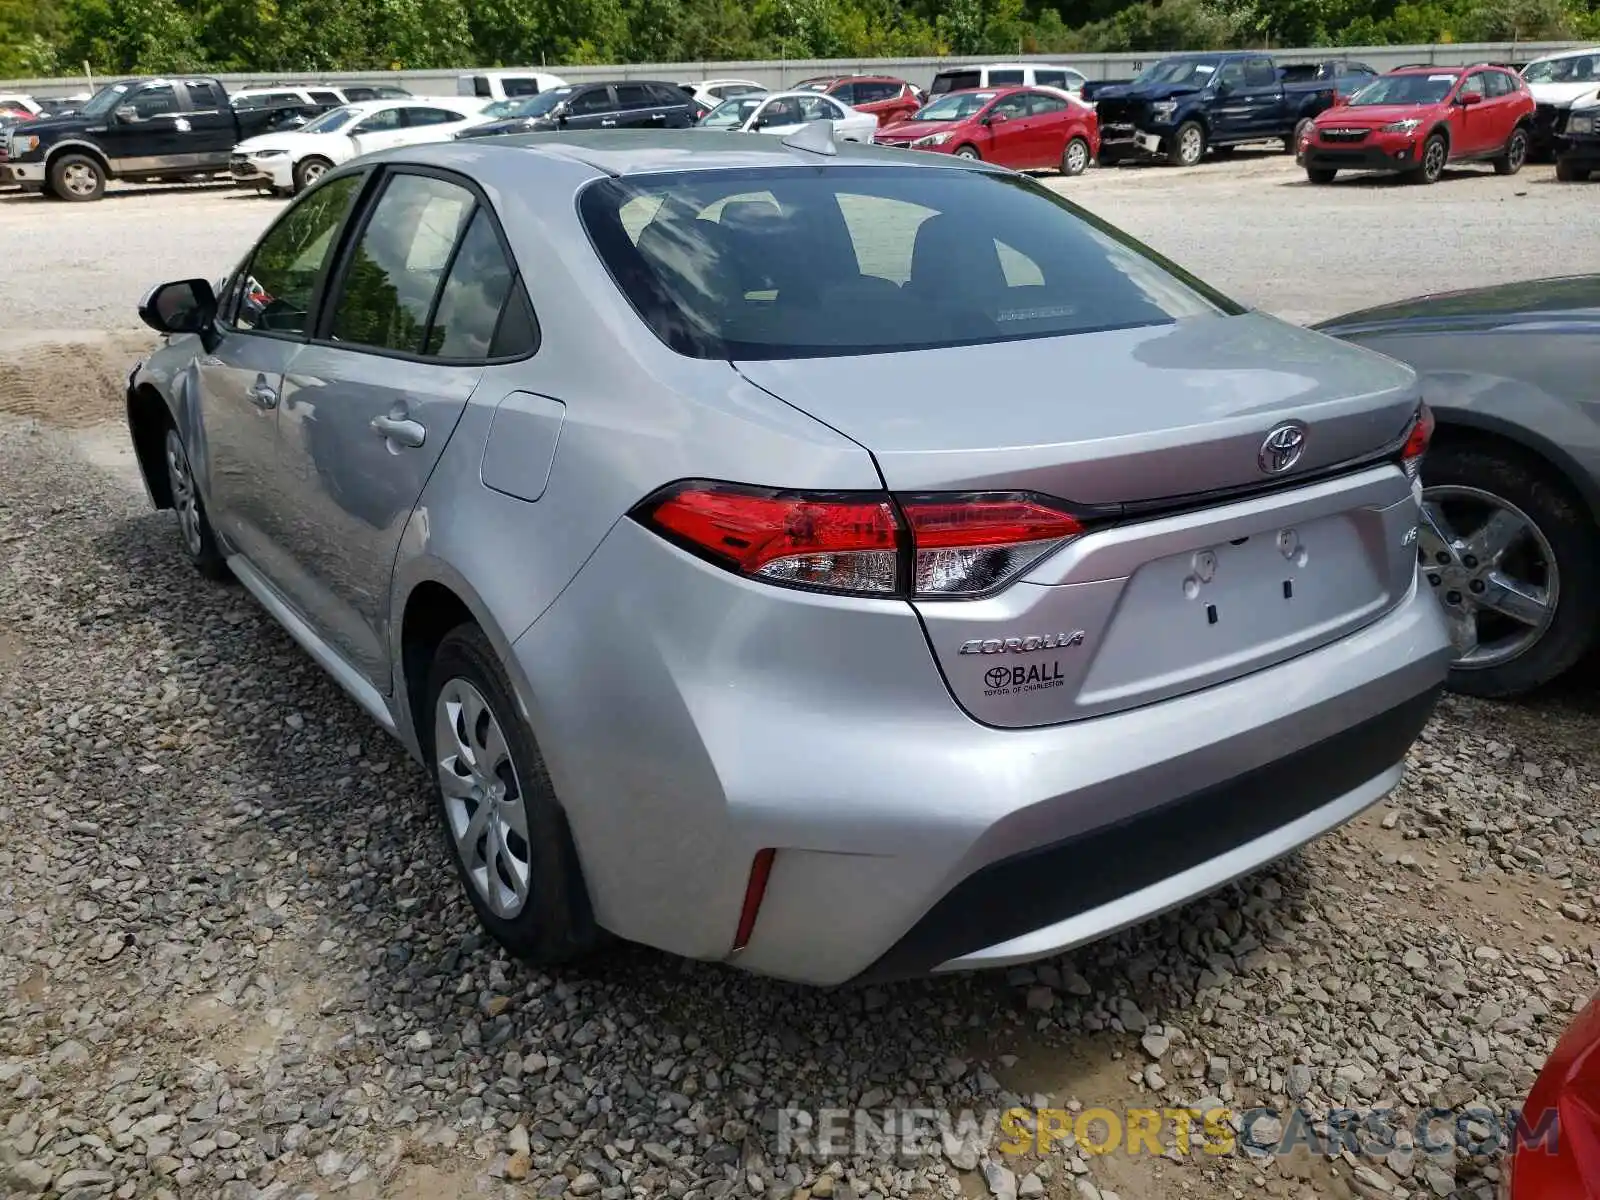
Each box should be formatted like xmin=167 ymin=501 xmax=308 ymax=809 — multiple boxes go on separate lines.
xmin=983 ymin=661 xmax=1067 ymax=697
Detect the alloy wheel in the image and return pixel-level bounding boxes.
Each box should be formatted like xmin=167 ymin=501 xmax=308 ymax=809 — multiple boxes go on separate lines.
xmin=61 ymin=162 xmax=98 ymax=197
xmin=1508 ymin=131 xmax=1528 ymax=171
xmin=164 ymin=428 xmax=203 ymax=556
xmin=434 ymin=678 xmax=532 ymax=919
xmin=1419 ymin=485 xmax=1559 ymax=670
xmin=1424 ymin=138 xmax=1447 ymax=180
xmin=1065 ymin=140 xmax=1088 ymax=174
xmin=1179 ymin=126 xmax=1203 ymax=165
xmin=301 ymin=161 xmax=326 ymax=185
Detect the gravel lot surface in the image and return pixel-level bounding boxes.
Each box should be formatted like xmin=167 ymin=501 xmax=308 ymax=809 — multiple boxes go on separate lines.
xmin=2 ymin=153 xmax=1600 ymax=1200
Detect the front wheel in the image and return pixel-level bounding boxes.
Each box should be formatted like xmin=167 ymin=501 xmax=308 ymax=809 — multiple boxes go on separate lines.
xmin=292 ymin=156 xmax=331 ymax=193
xmin=163 ymin=426 xmax=229 ymax=580
xmin=1555 ymin=157 xmax=1591 ymax=182
xmin=1289 ymin=117 xmax=1313 ymax=160
xmin=1410 ymin=134 xmax=1447 ymax=184
xmin=1060 ymin=136 xmax=1090 ymax=176
xmin=1305 ymin=167 xmax=1337 ymax=184
xmin=1494 ymin=126 xmax=1529 ymax=175
xmin=48 ymin=153 xmax=105 ymax=202
xmin=427 ymin=623 xmax=602 ymax=965
xmin=1170 ymin=121 xmax=1206 ymax=167
xmin=953 ymin=144 xmax=981 ymax=160
xmin=1419 ymin=442 xmax=1599 ymax=698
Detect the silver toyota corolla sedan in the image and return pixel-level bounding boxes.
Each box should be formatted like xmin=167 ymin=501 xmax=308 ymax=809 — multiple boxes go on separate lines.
xmin=126 ymin=128 xmax=1453 ymax=986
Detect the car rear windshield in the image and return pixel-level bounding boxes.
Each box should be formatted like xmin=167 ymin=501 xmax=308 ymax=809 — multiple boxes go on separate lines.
xmin=1348 ymin=73 xmax=1457 ymax=105
xmin=578 ymin=165 xmax=1238 ymax=361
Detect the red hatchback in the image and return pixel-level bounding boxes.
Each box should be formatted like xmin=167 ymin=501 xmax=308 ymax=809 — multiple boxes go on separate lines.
xmin=1302 ymin=63 xmax=1534 ymax=184
xmin=874 ymin=87 xmax=1100 ymax=176
xmin=792 ymin=75 xmax=922 ymax=127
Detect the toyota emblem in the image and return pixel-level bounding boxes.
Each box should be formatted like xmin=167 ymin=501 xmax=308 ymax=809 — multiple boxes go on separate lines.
xmin=1258 ymin=422 xmax=1308 ymax=475
xmin=984 ymin=667 xmax=1011 ymax=689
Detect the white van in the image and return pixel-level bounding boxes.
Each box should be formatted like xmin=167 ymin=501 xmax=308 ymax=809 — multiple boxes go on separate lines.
xmin=457 ymin=71 xmax=569 ymax=100
xmin=928 ymin=63 xmax=1087 ymax=95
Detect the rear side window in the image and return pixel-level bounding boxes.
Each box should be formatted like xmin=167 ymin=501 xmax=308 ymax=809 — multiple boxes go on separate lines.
xmin=1035 ymin=70 xmax=1066 ymax=87
xmin=503 ymin=77 xmax=542 ymax=97
xmin=647 ymin=83 xmax=687 ymax=105
xmin=931 ymin=70 xmax=980 ymax=94
xmin=186 ymin=82 xmax=224 ymax=109
xmin=470 ymin=77 xmax=492 ymax=98
xmin=570 ymin=87 xmax=615 ymax=115
xmin=326 ymin=174 xmax=475 ymax=354
xmin=830 ymin=83 xmax=858 ymax=104
xmin=578 ymin=165 xmax=1236 ymax=361
xmin=132 ymin=85 xmax=178 ymax=118
xmin=310 ymin=90 xmax=341 ymax=105
xmin=425 ymin=209 xmax=522 ymax=359
xmin=406 ymin=107 xmax=465 ymax=126
xmin=989 ymin=70 xmax=1025 ymax=85
xmin=1028 ymin=93 xmax=1068 ymax=115
xmin=234 ymin=175 xmax=361 ymax=335
xmin=614 ymin=84 xmax=652 ymax=109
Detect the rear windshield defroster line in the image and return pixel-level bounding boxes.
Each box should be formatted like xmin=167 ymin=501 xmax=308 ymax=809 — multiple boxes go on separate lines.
xmin=577 ymin=164 xmax=1243 ymax=361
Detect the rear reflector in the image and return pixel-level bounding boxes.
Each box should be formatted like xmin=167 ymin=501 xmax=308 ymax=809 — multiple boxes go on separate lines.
xmin=634 ymin=481 xmax=1088 ymax=599
xmin=731 ymin=848 xmax=776 ymax=953
xmin=1400 ymin=403 xmax=1435 ymax=481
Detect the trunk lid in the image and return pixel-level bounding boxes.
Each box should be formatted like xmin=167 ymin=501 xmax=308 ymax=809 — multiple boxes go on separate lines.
xmin=736 ymin=311 xmax=1426 ymax=728
xmin=733 ymin=312 xmax=1419 ymax=502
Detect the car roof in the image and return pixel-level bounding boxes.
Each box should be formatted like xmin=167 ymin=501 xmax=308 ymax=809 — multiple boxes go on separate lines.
xmin=1526 ymin=45 xmax=1600 ymax=63
xmin=370 ymin=128 xmax=996 ymax=181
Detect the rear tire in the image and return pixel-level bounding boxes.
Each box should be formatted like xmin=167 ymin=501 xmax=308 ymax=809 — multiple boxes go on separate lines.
xmin=1305 ymin=167 xmax=1337 ymax=184
xmin=1410 ymin=133 xmax=1447 ymax=184
xmin=1555 ymin=157 xmax=1591 ymax=182
xmin=48 ymin=153 xmax=105 ymax=202
xmin=1493 ymin=126 xmax=1529 ymax=175
xmin=1170 ymin=120 xmax=1206 ymax=167
xmin=1060 ymin=136 xmax=1090 ymax=176
xmin=1422 ymin=441 xmax=1600 ymax=698
xmin=426 ymin=623 xmax=602 ymax=966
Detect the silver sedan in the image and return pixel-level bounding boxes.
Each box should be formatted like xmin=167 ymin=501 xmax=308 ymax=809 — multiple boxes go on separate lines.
xmin=127 ymin=129 xmax=1451 ymax=985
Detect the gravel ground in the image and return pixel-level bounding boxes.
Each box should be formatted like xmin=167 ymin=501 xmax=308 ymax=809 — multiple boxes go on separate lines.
xmin=2 ymin=152 xmax=1600 ymax=1200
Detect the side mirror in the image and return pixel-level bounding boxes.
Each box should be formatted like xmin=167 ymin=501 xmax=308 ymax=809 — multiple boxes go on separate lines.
xmin=1214 ymin=80 xmax=1234 ymax=96
xmin=138 ymin=278 xmax=217 ymax=339
xmin=1458 ymin=91 xmax=1483 ymax=105
xmin=115 ymin=104 xmax=139 ymax=123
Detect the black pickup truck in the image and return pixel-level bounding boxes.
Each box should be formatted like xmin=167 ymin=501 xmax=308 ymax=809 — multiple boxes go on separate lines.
xmin=1094 ymin=53 xmax=1374 ymax=167
xmin=0 ymin=76 xmax=324 ymax=201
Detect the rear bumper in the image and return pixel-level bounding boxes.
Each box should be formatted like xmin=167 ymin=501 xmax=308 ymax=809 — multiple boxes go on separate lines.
xmin=1304 ymin=139 xmax=1417 ymax=172
xmin=515 ymin=515 xmax=1453 ymax=986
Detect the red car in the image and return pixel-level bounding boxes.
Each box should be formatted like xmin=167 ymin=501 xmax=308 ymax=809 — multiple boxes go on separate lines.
xmin=792 ymin=75 xmax=921 ymax=127
xmin=1505 ymin=989 xmax=1600 ymax=1198
xmin=874 ymin=87 xmax=1100 ymax=176
xmin=1301 ymin=63 xmax=1534 ymax=185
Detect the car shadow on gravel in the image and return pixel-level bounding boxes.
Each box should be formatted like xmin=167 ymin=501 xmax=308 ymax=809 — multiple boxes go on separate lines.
xmin=89 ymin=503 xmax=1333 ymax=1155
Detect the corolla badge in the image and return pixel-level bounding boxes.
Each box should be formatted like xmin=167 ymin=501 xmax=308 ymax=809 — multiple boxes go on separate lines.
xmin=1258 ymin=421 xmax=1308 ymax=475
xmin=958 ymin=632 xmax=1085 ymax=654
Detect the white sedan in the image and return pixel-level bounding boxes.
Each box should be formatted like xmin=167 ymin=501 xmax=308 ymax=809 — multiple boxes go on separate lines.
xmin=230 ymin=98 xmax=488 ymax=195
xmin=699 ymin=90 xmax=877 ymax=142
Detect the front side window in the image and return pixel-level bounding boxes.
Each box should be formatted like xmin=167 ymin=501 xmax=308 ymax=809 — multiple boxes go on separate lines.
xmin=132 ymin=85 xmax=178 ymax=118
xmin=1035 ymin=70 xmax=1067 ymax=87
xmin=569 ymin=88 xmax=615 ymax=116
xmin=989 ymin=70 xmax=1024 ymax=85
xmin=579 ymin=165 xmax=1237 ymax=360
xmin=1459 ymin=73 xmax=1486 ymax=100
xmin=914 ymin=92 xmax=995 ymax=121
xmin=799 ymin=95 xmax=840 ymax=121
xmin=930 ymin=70 xmax=980 ymax=94
xmin=326 ymin=173 xmax=475 ymax=354
xmin=503 ymin=77 xmax=542 ymax=97
xmin=1244 ymin=57 xmax=1276 ymax=87
xmin=309 ymin=90 xmax=341 ymax=105
xmin=990 ymin=94 xmax=1030 ymax=121
xmin=302 ymin=106 xmax=357 ymax=133
xmin=352 ymin=107 xmax=403 ymax=134
xmin=702 ymin=97 xmax=763 ymax=129
xmin=186 ymin=82 xmax=223 ymax=109
xmin=233 ymin=174 xmax=361 ymax=335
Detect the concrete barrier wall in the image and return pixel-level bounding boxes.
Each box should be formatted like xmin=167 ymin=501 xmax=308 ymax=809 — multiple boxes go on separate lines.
xmin=4 ymin=41 xmax=1589 ymax=99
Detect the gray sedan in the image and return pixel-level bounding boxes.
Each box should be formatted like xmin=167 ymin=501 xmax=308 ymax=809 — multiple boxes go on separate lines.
xmin=1318 ymin=277 xmax=1600 ymax=698
xmin=127 ymin=129 xmax=1450 ymax=985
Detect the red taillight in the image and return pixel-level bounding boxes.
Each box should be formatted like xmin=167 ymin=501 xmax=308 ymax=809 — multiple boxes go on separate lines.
xmin=1401 ymin=403 xmax=1435 ymax=481
xmin=731 ymin=848 xmax=775 ymax=953
xmin=634 ymin=481 xmax=1087 ymax=598
xmin=901 ymin=495 xmax=1084 ymax=595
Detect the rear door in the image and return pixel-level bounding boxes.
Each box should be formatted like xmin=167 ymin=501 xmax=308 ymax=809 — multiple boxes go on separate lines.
xmin=645 ymin=83 xmax=697 ymax=127
xmin=611 ymin=83 xmax=658 ymax=129
xmin=1239 ymin=55 xmax=1287 ymax=137
xmin=1480 ymin=70 xmax=1522 ymax=151
xmin=399 ymin=104 xmax=474 ymax=145
xmin=269 ymin=168 xmax=523 ymax=689
xmin=1025 ymin=90 xmax=1074 ymax=166
xmin=182 ymin=80 xmax=235 ymax=165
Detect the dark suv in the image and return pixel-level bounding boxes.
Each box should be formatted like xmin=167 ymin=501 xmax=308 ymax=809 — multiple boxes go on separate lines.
xmin=455 ymin=80 xmax=701 ymax=139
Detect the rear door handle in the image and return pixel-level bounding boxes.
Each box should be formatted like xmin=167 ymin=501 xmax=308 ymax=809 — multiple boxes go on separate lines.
xmin=371 ymin=414 xmax=426 ymax=448
xmin=600 ymin=118 xmax=617 ymax=127
xmin=651 ymin=112 xmax=666 ymax=122
xmin=246 ymin=380 xmax=278 ymax=410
